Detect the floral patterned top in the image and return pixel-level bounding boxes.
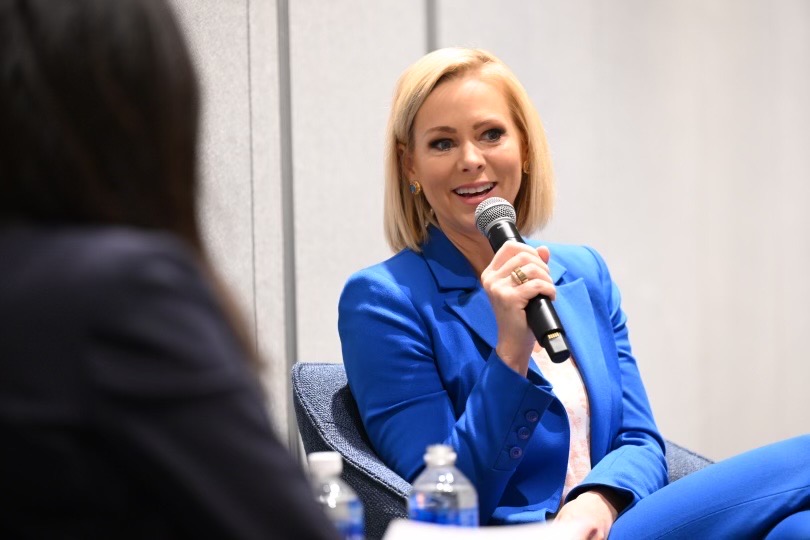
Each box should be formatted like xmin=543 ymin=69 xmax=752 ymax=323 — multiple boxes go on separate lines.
xmin=533 ymin=345 xmax=592 ymax=504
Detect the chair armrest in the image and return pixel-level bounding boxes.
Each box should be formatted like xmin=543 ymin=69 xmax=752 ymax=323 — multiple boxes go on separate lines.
xmin=665 ymin=439 xmax=713 ymax=482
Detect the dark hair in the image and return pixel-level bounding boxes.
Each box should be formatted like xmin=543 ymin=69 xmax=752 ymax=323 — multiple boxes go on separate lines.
xmin=0 ymin=0 xmax=201 ymax=251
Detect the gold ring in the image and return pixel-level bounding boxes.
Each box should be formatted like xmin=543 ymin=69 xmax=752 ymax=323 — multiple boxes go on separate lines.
xmin=511 ymin=266 xmax=528 ymax=286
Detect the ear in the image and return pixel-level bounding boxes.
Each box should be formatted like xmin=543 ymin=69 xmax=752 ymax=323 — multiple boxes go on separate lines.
xmin=397 ymin=142 xmax=415 ymax=180
xmin=520 ymin=134 xmax=530 ymax=166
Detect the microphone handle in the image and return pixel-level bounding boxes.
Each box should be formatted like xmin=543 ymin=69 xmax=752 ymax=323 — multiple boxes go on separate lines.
xmin=526 ymin=297 xmax=570 ymax=363
xmin=486 ymin=220 xmax=571 ymax=363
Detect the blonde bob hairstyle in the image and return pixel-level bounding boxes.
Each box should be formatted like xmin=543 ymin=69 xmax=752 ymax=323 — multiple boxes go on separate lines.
xmin=384 ymin=47 xmax=555 ymax=253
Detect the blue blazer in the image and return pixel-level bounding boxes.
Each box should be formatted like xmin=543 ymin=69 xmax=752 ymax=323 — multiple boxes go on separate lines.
xmin=339 ymin=226 xmax=667 ymax=524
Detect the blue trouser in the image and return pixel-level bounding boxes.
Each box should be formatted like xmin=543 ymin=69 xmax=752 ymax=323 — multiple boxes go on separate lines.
xmin=610 ymin=435 xmax=810 ymax=539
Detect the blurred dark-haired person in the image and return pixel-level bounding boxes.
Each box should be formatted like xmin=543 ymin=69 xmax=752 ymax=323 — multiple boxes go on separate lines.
xmin=0 ymin=1 xmax=336 ymax=538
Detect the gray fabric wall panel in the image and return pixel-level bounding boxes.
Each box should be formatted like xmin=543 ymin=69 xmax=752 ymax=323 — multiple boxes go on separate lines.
xmin=288 ymin=1 xmax=426 ymax=365
xmin=172 ymin=0 xmax=255 ymax=320
xmin=171 ymin=0 xmax=291 ymax=438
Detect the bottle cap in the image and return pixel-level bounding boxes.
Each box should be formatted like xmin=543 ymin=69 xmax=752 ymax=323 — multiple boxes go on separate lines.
xmin=308 ymin=451 xmax=343 ymax=479
xmin=424 ymin=444 xmax=457 ymax=467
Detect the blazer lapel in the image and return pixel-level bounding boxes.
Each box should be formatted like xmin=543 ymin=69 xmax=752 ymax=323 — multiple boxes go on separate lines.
xmin=446 ymin=287 xmax=498 ymax=349
xmin=422 ymin=227 xmax=498 ymax=349
xmin=422 ymin=226 xmax=610 ymax=434
xmin=422 ymin=227 xmax=614 ymax=455
xmin=552 ymin=278 xmax=613 ymax=457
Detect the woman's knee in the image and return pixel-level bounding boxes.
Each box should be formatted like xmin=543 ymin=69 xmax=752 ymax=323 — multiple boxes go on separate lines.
xmin=775 ymin=435 xmax=810 ymax=467
xmin=766 ymin=509 xmax=810 ymax=539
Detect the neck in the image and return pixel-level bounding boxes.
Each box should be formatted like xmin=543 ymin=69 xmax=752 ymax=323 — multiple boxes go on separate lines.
xmin=437 ymin=223 xmax=494 ymax=278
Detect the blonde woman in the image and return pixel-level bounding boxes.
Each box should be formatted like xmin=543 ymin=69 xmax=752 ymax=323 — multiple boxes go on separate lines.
xmin=339 ymin=47 xmax=810 ymax=538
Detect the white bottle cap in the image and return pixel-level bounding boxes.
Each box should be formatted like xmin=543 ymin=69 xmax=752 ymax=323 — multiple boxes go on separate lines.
xmin=308 ymin=451 xmax=344 ymax=479
xmin=424 ymin=444 xmax=457 ymax=467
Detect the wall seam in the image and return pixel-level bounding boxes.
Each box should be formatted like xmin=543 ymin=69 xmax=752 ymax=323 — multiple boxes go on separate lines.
xmin=276 ymin=0 xmax=299 ymax=458
xmin=246 ymin=0 xmax=259 ymax=350
xmin=426 ymin=0 xmax=438 ymax=52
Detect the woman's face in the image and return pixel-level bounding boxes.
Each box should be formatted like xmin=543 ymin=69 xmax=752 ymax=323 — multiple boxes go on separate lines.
xmin=404 ymin=73 xmax=524 ymax=239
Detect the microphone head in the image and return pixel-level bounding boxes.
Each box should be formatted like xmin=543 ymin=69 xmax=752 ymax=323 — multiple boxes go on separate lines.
xmin=475 ymin=197 xmax=516 ymax=236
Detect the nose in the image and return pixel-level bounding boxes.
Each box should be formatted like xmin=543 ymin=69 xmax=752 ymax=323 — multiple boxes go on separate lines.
xmin=459 ymin=141 xmax=485 ymax=173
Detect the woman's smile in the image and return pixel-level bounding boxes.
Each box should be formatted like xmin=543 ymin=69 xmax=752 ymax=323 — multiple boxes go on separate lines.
xmin=453 ymin=181 xmax=497 ymax=203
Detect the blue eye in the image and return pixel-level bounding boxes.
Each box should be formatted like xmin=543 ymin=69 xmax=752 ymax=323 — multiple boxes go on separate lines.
xmin=429 ymin=139 xmax=453 ymax=151
xmin=482 ymin=128 xmax=504 ymax=142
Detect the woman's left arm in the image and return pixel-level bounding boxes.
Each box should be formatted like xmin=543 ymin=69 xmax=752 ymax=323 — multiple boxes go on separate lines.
xmin=561 ymin=246 xmax=668 ymax=520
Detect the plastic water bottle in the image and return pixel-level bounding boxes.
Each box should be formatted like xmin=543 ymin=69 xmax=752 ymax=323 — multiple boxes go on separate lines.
xmin=308 ymin=451 xmax=364 ymax=540
xmin=408 ymin=444 xmax=479 ymax=527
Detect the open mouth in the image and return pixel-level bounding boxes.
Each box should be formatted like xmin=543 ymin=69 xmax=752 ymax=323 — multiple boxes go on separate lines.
xmin=453 ymin=182 xmax=495 ymax=198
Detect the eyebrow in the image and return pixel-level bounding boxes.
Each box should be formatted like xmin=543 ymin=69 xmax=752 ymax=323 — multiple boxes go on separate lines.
xmin=424 ymin=126 xmax=456 ymax=135
xmin=422 ymin=118 xmax=503 ymax=136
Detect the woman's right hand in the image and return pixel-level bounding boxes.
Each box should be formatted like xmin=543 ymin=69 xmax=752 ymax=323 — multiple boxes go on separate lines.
xmin=480 ymin=240 xmax=556 ymax=376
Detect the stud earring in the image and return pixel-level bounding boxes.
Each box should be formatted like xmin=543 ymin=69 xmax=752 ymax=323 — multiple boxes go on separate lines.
xmin=409 ymin=181 xmax=422 ymax=195
xmin=523 ymin=160 xmax=530 ymax=174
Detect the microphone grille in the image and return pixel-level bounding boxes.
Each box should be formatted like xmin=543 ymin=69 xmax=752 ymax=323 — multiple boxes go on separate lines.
xmin=475 ymin=197 xmax=516 ymax=235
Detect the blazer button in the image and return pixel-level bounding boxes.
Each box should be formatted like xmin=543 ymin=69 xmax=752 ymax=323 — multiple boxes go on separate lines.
xmin=517 ymin=426 xmax=531 ymax=440
xmin=509 ymin=446 xmax=523 ymax=459
xmin=524 ymin=409 xmax=539 ymax=423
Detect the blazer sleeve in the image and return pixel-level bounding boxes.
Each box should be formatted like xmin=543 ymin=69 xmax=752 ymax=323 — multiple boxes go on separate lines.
xmin=339 ymin=267 xmax=557 ymax=522
xmin=565 ymin=246 xmax=668 ymax=512
xmin=84 ymin=243 xmax=338 ymax=540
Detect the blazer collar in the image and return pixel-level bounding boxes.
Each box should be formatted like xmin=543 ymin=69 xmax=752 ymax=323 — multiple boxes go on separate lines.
xmin=424 ymin=225 xmax=569 ymax=359
xmin=424 ymin=228 xmax=610 ymax=418
xmin=421 ymin=225 xmax=568 ymax=291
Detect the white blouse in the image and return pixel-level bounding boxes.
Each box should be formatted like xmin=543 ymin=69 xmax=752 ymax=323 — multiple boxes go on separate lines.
xmin=532 ymin=345 xmax=592 ymax=503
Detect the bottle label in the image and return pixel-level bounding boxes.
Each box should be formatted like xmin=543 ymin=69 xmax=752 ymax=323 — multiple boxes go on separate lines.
xmin=333 ymin=499 xmax=364 ymax=540
xmin=333 ymin=520 xmax=364 ymax=540
xmin=408 ymin=506 xmax=478 ymax=527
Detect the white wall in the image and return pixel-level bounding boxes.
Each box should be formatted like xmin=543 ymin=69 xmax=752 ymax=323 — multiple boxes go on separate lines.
xmin=173 ymin=0 xmax=809 ymax=461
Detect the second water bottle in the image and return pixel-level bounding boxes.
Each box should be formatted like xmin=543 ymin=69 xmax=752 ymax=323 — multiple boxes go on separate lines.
xmin=308 ymin=451 xmax=364 ymax=540
xmin=408 ymin=444 xmax=479 ymax=527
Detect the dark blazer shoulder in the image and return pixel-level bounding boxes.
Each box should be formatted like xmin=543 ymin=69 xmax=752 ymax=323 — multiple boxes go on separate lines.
xmin=0 ymin=226 xmax=207 ymax=347
xmin=3 ymin=223 xmax=194 ymax=273
xmin=7 ymin=226 xmax=198 ymax=294
xmin=59 ymin=227 xmax=197 ymax=286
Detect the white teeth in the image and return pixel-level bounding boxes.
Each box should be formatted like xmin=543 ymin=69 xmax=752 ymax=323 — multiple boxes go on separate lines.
xmin=454 ymin=182 xmax=494 ymax=195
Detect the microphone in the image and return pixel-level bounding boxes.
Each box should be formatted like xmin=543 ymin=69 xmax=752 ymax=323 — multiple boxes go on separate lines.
xmin=474 ymin=197 xmax=571 ymax=363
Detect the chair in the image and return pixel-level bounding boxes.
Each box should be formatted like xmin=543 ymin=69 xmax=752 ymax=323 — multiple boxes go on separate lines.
xmin=292 ymin=362 xmax=713 ymax=540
